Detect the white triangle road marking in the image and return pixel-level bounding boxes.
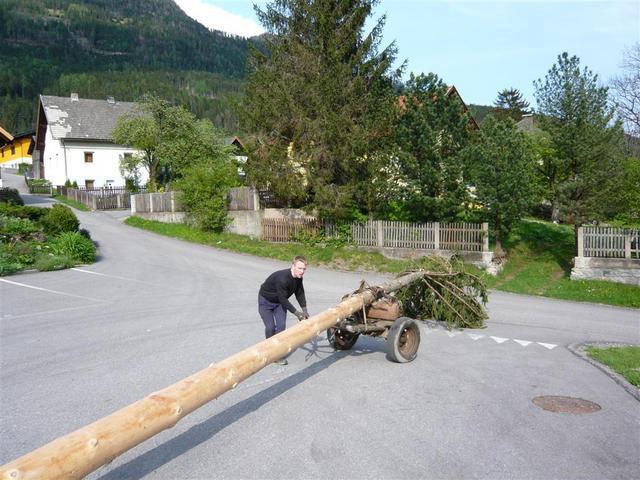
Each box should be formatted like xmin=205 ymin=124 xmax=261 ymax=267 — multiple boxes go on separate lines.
xmin=490 ymin=336 xmax=509 ymax=344
xmin=467 ymin=334 xmax=485 ymax=341
xmin=537 ymin=342 xmax=557 ymax=350
xmin=513 ymin=339 xmax=532 ymax=347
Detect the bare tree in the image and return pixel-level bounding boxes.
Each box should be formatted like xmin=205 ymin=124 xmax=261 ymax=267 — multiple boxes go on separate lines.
xmin=611 ymin=43 xmax=640 ymax=138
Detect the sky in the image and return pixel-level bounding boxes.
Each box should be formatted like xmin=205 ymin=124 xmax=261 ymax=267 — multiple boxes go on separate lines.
xmin=174 ymin=0 xmax=640 ymax=107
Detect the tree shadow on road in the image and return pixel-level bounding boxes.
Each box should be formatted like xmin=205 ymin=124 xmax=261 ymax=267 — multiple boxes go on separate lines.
xmin=95 ymin=339 xmax=381 ymax=479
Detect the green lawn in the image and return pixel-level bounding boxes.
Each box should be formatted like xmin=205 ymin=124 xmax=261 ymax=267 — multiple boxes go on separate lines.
xmin=586 ymin=346 xmax=640 ymax=387
xmin=483 ymin=219 xmax=640 ymax=308
xmin=125 ymin=216 xmax=640 ymax=309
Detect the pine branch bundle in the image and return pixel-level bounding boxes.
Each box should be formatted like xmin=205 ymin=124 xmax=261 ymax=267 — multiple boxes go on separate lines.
xmin=395 ymin=256 xmax=488 ymax=329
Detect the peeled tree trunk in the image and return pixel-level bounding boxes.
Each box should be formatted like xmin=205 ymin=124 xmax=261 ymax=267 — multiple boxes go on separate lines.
xmin=1 ymin=267 xmax=486 ymax=479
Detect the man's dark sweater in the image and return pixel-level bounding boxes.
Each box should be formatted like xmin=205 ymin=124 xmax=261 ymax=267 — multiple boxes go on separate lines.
xmin=259 ymin=268 xmax=306 ymax=313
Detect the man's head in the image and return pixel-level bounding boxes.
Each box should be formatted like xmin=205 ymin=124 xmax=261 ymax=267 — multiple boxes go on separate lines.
xmin=291 ymin=255 xmax=308 ymax=279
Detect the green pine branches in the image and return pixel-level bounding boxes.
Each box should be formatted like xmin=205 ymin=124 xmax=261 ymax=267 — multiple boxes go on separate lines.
xmin=395 ymin=256 xmax=488 ymax=329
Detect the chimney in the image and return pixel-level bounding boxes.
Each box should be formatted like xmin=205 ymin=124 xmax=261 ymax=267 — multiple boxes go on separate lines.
xmin=107 ymin=96 xmax=115 ymax=104
xmin=70 ymin=93 xmax=79 ymax=101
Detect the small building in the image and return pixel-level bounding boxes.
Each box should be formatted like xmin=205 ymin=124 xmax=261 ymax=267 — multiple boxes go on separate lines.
xmin=33 ymin=93 xmax=147 ymax=188
xmin=0 ymin=125 xmax=33 ymax=169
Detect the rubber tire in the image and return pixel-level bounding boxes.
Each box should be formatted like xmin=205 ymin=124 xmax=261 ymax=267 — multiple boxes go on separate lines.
xmin=327 ymin=327 xmax=359 ymax=350
xmin=387 ymin=317 xmax=420 ymax=363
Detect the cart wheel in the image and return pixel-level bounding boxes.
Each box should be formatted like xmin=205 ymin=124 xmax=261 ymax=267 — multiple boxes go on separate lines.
xmin=387 ymin=317 xmax=420 ymax=363
xmin=327 ymin=327 xmax=359 ymax=350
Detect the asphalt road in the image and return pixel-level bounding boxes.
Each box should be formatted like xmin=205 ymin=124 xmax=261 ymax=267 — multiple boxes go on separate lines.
xmin=1 ymin=170 xmax=639 ymax=479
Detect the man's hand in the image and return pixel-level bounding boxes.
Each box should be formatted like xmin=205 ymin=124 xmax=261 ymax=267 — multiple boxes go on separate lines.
xmin=294 ymin=310 xmax=305 ymax=321
xmin=302 ymin=307 xmax=310 ymax=319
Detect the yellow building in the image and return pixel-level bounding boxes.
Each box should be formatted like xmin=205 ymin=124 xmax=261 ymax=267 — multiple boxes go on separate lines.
xmin=0 ymin=125 xmax=33 ymax=169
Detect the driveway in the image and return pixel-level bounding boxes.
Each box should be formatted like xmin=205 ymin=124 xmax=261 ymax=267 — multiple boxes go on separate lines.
xmin=1 ymin=180 xmax=638 ymax=479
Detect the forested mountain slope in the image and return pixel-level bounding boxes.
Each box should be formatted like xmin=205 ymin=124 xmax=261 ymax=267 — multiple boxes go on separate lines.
xmin=0 ymin=0 xmax=256 ymax=133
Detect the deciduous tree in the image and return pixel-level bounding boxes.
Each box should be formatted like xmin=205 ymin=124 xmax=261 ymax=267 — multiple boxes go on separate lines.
xmin=611 ymin=43 xmax=640 ymax=139
xmin=113 ymin=95 xmax=239 ymax=230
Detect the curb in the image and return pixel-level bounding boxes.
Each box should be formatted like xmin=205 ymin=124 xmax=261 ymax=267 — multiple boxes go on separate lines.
xmin=568 ymin=342 xmax=640 ymax=402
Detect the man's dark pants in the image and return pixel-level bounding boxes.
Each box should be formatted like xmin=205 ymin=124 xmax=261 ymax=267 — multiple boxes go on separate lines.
xmin=258 ymin=295 xmax=287 ymax=339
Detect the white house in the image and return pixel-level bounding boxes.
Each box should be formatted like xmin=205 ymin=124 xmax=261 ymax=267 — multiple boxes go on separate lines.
xmin=33 ymin=93 xmax=148 ymax=188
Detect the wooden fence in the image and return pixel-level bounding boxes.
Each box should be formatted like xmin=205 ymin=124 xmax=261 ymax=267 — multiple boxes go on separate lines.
xmin=59 ymin=187 xmax=133 ymax=210
xmin=262 ymin=218 xmax=321 ymax=242
xmin=131 ymin=191 xmax=182 ymax=213
xmin=578 ymin=226 xmax=640 ymax=259
xmin=264 ymin=218 xmax=489 ymax=253
xmin=228 ymin=186 xmax=258 ymax=211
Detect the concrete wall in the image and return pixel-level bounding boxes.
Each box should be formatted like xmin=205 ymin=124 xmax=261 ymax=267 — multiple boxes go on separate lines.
xmin=362 ymin=247 xmax=493 ymax=268
xmin=571 ymin=257 xmax=640 ymax=286
xmin=135 ymin=212 xmax=188 ymax=224
xmin=227 ymin=210 xmax=262 ymax=238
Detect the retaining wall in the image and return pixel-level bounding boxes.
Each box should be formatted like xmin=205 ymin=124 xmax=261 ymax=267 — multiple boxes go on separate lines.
xmin=571 ymin=257 xmax=640 ymax=286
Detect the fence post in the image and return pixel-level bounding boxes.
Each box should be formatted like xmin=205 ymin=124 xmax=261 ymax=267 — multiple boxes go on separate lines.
xmin=434 ymin=222 xmax=440 ymax=251
xmin=625 ymin=233 xmax=631 ymax=259
xmin=482 ymin=223 xmax=489 ymax=252
xmin=170 ymin=192 xmax=175 ymax=212
xmin=577 ymin=227 xmax=584 ymax=258
xmin=376 ymin=221 xmax=384 ymax=248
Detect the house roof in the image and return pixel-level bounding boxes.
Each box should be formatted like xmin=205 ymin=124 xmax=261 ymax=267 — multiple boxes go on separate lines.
xmin=0 ymin=125 xmax=13 ymax=145
xmin=397 ymin=85 xmax=480 ymax=130
xmin=224 ymin=135 xmax=245 ymax=151
xmin=40 ymin=94 xmax=139 ymax=141
xmin=516 ymin=114 xmax=538 ymax=133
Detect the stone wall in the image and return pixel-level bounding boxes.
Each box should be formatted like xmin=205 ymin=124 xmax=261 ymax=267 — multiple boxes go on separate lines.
xmin=571 ymin=257 xmax=640 ymax=286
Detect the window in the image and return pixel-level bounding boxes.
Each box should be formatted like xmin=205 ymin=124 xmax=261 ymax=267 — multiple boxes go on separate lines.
xmin=84 ymin=152 xmax=93 ymax=163
xmin=85 ymin=180 xmax=94 ymax=189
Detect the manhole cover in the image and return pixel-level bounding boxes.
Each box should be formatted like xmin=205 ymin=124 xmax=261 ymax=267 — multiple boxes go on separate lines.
xmin=532 ymin=395 xmax=601 ymax=414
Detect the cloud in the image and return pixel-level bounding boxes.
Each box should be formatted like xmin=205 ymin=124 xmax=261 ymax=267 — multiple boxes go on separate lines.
xmin=174 ymin=0 xmax=265 ymax=38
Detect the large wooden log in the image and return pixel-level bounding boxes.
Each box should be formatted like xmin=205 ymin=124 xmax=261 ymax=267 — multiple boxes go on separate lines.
xmin=0 ymin=272 xmax=424 ymax=480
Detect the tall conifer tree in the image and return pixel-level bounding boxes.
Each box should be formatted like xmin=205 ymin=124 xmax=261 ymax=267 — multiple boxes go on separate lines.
xmin=241 ymin=0 xmax=400 ymax=220
xmin=534 ymin=53 xmax=625 ymax=234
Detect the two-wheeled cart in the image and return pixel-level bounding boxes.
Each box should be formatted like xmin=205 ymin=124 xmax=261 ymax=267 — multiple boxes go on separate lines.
xmin=327 ymin=294 xmax=421 ymax=363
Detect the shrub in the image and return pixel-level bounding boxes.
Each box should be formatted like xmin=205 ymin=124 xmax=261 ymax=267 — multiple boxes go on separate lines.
xmin=34 ymin=254 xmax=75 ymax=272
xmin=0 ymin=203 xmax=49 ymax=221
xmin=0 ymin=188 xmax=23 ymax=206
xmin=30 ymin=179 xmax=51 ymax=186
xmin=50 ymin=231 xmax=96 ymax=263
xmin=41 ymin=205 xmax=79 ymax=236
xmin=0 ymin=255 xmax=23 ymax=275
xmin=0 ymin=215 xmax=39 ymax=243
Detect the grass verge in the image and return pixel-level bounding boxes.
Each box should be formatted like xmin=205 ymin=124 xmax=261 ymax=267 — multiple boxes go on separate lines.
xmin=586 ymin=346 xmax=640 ymax=388
xmin=124 ymin=216 xmax=409 ymax=273
xmin=53 ymin=195 xmax=90 ymax=211
xmin=125 ymin=216 xmax=640 ymax=309
xmin=482 ymin=219 xmax=640 ymax=308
